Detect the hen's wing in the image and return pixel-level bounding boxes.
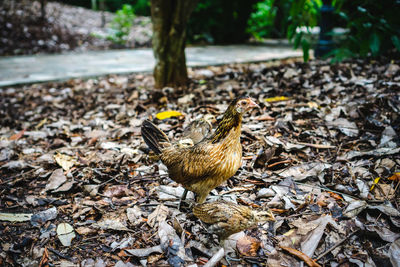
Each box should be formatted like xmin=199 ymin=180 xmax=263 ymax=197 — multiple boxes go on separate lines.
xmin=160 ymin=142 xmax=223 ymax=185
xmin=181 ymin=118 xmax=212 ymax=144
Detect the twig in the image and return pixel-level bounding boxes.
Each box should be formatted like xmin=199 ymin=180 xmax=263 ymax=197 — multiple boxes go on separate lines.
xmin=295 ymin=142 xmax=336 ymax=149
xmin=268 ymin=159 xmax=292 ymax=168
xmin=220 ymin=187 xmax=254 ymax=195
xmin=394 ymin=180 xmax=400 ymax=194
xmin=0 ymin=167 xmax=37 ymax=185
xmin=139 ymin=202 xmax=182 ymax=209
xmin=203 ymin=247 xmax=225 ymax=267
xmin=47 ymin=247 xmax=73 ymax=261
xmin=98 ymin=175 xmax=119 ymax=187
xmin=294 ymin=182 xmax=362 ymax=202
xmin=116 ymin=154 xmax=125 ymax=171
xmin=315 ymin=229 xmax=359 ymax=261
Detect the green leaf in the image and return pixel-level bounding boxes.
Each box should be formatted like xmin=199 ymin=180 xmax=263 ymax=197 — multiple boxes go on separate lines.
xmin=287 ymin=24 xmax=296 ymax=40
xmin=362 ymin=22 xmax=372 ymax=29
xmin=392 ymin=36 xmax=400 ymax=52
xmin=369 ymin=32 xmax=380 ymax=56
xmin=338 ymin=11 xmax=348 ymax=21
xmin=294 ymin=32 xmax=303 ymax=49
xmin=357 ymin=6 xmax=367 ymax=13
xmin=327 ymin=48 xmax=355 ymax=63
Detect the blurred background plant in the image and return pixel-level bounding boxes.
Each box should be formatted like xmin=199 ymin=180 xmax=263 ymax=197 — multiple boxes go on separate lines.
xmin=286 ymin=0 xmax=322 ymax=62
xmin=186 ymin=0 xmax=258 ymax=44
xmin=247 ymin=0 xmax=323 ymax=61
xmin=246 ymin=0 xmax=400 ymax=62
xmin=246 ymin=0 xmax=278 ymax=40
xmin=2 ymin=0 xmax=399 ymax=59
xmin=328 ymin=0 xmax=400 ymax=62
xmin=51 ymin=0 xmax=400 ymax=60
xmin=106 ymin=4 xmax=135 ymax=45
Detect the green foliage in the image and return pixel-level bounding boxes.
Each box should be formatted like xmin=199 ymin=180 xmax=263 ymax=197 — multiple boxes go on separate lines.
xmin=247 ymin=0 xmax=277 ymax=40
xmin=247 ymin=0 xmax=399 ymax=61
xmin=57 ymin=0 xmax=150 ymax=16
xmin=286 ymin=0 xmax=322 ymax=62
xmin=106 ymin=4 xmax=135 ymax=45
xmin=130 ymin=0 xmax=150 ymax=16
xmin=246 ymin=0 xmax=321 ymax=61
xmin=329 ymin=0 xmax=400 ymax=62
xmin=103 ymin=0 xmax=150 ymax=16
xmin=187 ymin=0 xmax=258 ymax=44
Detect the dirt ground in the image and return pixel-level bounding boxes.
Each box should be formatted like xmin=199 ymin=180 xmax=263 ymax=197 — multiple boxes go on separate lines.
xmin=0 ymin=58 xmax=399 ymax=266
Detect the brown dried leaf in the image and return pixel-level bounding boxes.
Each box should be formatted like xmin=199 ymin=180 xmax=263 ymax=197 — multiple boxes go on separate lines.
xmin=279 ymin=246 xmax=321 ymax=267
xmin=147 ymin=204 xmax=169 ymax=228
xmin=236 ymin=235 xmax=261 ymax=257
xmin=9 ymin=129 xmax=25 ymax=141
xmin=45 ymin=168 xmax=67 ymax=192
xmin=103 ymin=185 xmax=132 ymax=198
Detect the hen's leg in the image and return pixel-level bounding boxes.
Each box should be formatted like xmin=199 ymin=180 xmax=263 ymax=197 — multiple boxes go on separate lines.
xmin=177 ymin=189 xmax=188 ymax=210
xmin=225 ymin=255 xmax=240 ymax=265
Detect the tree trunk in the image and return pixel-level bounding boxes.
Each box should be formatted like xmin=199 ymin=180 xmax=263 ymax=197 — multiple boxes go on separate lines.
xmin=99 ymin=0 xmax=105 ymax=27
xmin=40 ymin=0 xmax=47 ymax=20
xmin=150 ymin=0 xmax=199 ymax=89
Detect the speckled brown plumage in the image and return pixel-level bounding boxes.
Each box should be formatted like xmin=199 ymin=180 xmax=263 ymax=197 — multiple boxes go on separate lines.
xmin=193 ymin=201 xmax=274 ymax=241
xmin=179 ymin=115 xmax=214 ymax=146
xmin=141 ymin=97 xmax=258 ymax=203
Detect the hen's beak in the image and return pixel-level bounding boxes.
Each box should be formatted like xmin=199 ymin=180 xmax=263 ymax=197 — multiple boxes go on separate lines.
xmin=248 ymin=98 xmax=260 ymax=109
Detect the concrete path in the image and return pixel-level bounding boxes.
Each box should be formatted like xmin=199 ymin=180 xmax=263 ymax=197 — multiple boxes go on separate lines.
xmin=0 ymin=45 xmax=302 ymax=87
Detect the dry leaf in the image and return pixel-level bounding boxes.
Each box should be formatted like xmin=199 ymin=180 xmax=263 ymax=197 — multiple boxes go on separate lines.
xmin=147 ymin=204 xmax=169 ymax=228
xmin=95 ymin=219 xmax=132 ymax=232
xmin=38 ymin=247 xmax=49 ymax=267
xmin=9 ymin=129 xmax=26 ymax=141
xmin=280 ymin=246 xmax=321 ymax=267
xmin=45 ymin=168 xmax=67 ymax=192
xmin=103 ymin=185 xmax=132 ymax=198
xmin=75 ymin=226 xmax=97 ymax=236
xmin=327 ymin=192 xmax=343 ymax=201
xmin=264 ymin=96 xmax=290 ymax=102
xmin=370 ymin=177 xmax=381 ymax=191
xmin=388 ymin=173 xmax=400 ymax=182
xmin=155 ymin=110 xmax=183 ymax=120
xmin=0 ymin=212 xmax=33 ymax=222
xmin=57 ymin=223 xmax=76 ymax=246
xmin=54 ymin=153 xmax=76 ymax=171
xmin=236 ymin=235 xmax=261 ymax=257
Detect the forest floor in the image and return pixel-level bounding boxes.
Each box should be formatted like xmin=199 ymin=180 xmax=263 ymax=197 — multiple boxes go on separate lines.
xmin=0 ymin=57 xmax=399 ymax=267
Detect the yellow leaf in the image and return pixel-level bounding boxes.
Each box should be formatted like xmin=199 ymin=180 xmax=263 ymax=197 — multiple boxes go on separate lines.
xmin=156 ymin=110 xmax=183 ymax=120
xmin=54 ymin=153 xmax=76 ymax=171
xmin=307 ymin=101 xmax=319 ymax=108
xmin=370 ymin=177 xmax=381 ymax=191
xmin=35 ymin=118 xmax=47 ymax=130
xmin=264 ymin=96 xmax=291 ymax=102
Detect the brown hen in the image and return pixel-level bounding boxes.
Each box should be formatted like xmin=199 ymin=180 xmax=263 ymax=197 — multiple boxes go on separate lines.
xmin=193 ymin=201 xmax=274 ymax=242
xmin=141 ymin=97 xmax=257 ymax=204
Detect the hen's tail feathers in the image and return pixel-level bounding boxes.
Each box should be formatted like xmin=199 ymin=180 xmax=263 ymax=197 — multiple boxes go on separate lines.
xmin=141 ymin=119 xmax=170 ymax=155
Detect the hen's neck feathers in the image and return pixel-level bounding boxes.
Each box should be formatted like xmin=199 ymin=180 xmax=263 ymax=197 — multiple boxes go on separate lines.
xmin=211 ymin=104 xmax=242 ymax=143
